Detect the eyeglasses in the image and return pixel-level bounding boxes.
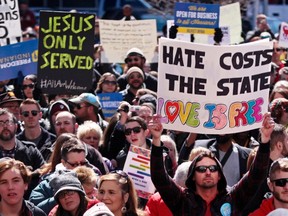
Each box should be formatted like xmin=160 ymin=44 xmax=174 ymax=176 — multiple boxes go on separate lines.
xmin=21 ymin=110 xmax=39 ymax=117
xmin=124 ymin=126 xmax=142 ymax=135
xmin=195 ymin=165 xmax=219 ymax=173
xmin=65 ymin=160 xmax=88 ymax=168
xmin=275 ymin=48 xmax=288 ymax=52
xmin=126 ymin=57 xmax=140 ymax=63
xmin=0 ymin=120 xmax=15 ymax=127
xmin=58 ymin=190 xmax=76 ymax=199
xmin=22 ymin=83 xmax=35 ymax=90
xmin=103 ymin=80 xmax=117 ymax=85
xmin=272 ymin=178 xmax=288 ymax=187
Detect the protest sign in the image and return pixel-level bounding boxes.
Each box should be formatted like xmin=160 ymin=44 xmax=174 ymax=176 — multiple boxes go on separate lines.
xmin=123 ymin=145 xmax=155 ymax=199
xmin=0 ymin=39 xmax=38 ymax=81
xmin=157 ymin=38 xmax=273 ymax=134
xmin=37 ymin=11 xmax=95 ymax=95
xmin=98 ymin=92 xmax=122 ymax=118
xmin=0 ymin=0 xmax=21 ymax=46
xmin=279 ymin=22 xmax=288 ymax=48
xmin=175 ymin=3 xmax=219 ymax=35
xmin=99 ymin=19 xmax=157 ymax=63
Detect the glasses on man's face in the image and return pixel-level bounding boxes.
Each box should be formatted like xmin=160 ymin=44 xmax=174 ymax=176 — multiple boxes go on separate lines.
xmin=127 ymin=57 xmax=140 ymax=63
xmin=272 ymin=178 xmax=288 ymax=187
xmin=275 ymin=48 xmax=288 ymax=52
xmin=0 ymin=120 xmax=15 ymax=127
xmin=22 ymin=83 xmax=35 ymax=90
xmin=195 ymin=165 xmax=218 ymax=173
xmin=124 ymin=126 xmax=142 ymax=135
xmin=21 ymin=110 xmax=39 ymax=117
xmin=65 ymin=160 xmax=88 ymax=168
xmin=75 ymin=104 xmax=89 ymax=110
xmin=103 ymin=80 xmax=117 ymax=85
xmin=58 ymin=190 xmax=76 ymax=199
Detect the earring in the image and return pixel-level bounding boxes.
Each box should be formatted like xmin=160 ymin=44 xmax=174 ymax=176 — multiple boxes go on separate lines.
xmin=121 ymin=206 xmax=127 ymax=213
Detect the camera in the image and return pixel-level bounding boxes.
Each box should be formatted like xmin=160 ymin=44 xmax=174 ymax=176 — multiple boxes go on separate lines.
xmin=117 ymin=105 xmax=141 ymax=113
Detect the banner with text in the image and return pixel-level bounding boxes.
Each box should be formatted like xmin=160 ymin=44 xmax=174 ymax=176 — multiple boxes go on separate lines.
xmin=0 ymin=39 xmax=38 ymax=81
xmin=0 ymin=0 xmax=22 ymax=46
xmin=99 ymin=19 xmax=157 ymax=63
xmin=175 ymin=2 xmax=219 ymax=35
xmin=279 ymin=22 xmax=288 ymax=48
xmin=98 ymin=92 xmax=122 ymax=118
xmin=157 ymin=38 xmax=273 ymax=134
xmin=123 ymin=145 xmax=155 ymax=200
xmin=37 ymin=11 xmax=95 ymax=94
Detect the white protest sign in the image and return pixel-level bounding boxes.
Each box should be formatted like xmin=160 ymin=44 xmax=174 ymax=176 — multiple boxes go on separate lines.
xmin=0 ymin=0 xmax=22 ymax=46
xmin=123 ymin=145 xmax=155 ymax=199
xmin=279 ymin=22 xmax=288 ymax=48
xmin=99 ymin=19 xmax=157 ymax=63
xmin=157 ymin=38 xmax=273 ymax=134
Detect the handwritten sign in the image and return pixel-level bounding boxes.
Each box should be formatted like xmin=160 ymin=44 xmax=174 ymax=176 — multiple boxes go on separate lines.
xmin=175 ymin=3 xmax=219 ymax=35
xmin=0 ymin=39 xmax=38 ymax=81
xmin=99 ymin=19 xmax=157 ymax=63
xmin=157 ymin=38 xmax=273 ymax=134
xmin=279 ymin=22 xmax=288 ymax=48
xmin=0 ymin=0 xmax=21 ymax=46
xmin=123 ymin=145 xmax=155 ymax=199
xmin=98 ymin=92 xmax=122 ymax=118
xmin=37 ymin=11 xmax=95 ymax=94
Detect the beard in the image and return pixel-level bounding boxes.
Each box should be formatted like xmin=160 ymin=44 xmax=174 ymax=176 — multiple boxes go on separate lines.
xmin=215 ymin=134 xmax=232 ymax=144
xmin=273 ymin=190 xmax=288 ymax=203
xmin=0 ymin=129 xmax=15 ymax=141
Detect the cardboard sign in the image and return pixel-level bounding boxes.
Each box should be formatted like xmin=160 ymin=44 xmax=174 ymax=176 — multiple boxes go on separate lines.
xmin=279 ymin=22 xmax=288 ymax=48
xmin=157 ymin=38 xmax=273 ymax=134
xmin=123 ymin=145 xmax=155 ymax=200
xmin=98 ymin=92 xmax=122 ymax=118
xmin=0 ymin=0 xmax=21 ymax=46
xmin=0 ymin=39 xmax=38 ymax=81
xmin=99 ymin=19 xmax=157 ymax=63
xmin=37 ymin=11 xmax=95 ymax=94
xmin=174 ymin=2 xmax=219 ymax=35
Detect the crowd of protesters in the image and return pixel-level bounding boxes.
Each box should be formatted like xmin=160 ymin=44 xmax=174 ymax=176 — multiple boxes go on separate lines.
xmin=0 ymin=0 xmax=288 ymax=215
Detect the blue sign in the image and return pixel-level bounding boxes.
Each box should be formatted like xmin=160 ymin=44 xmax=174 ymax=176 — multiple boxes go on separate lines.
xmin=0 ymin=39 xmax=38 ymax=81
xmin=174 ymin=3 xmax=219 ymax=29
xmin=98 ymin=92 xmax=123 ymax=118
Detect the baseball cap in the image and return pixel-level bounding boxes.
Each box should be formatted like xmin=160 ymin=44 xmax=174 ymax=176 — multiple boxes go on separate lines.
xmin=69 ymin=93 xmax=101 ymax=108
xmin=48 ymin=100 xmax=70 ymax=117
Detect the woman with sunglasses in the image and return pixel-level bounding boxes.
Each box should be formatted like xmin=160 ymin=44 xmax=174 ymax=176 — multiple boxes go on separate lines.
xmin=97 ymin=171 xmax=145 ymax=216
xmin=270 ymin=97 xmax=288 ymax=126
xmin=95 ymin=73 xmax=119 ymax=94
xmin=0 ymin=158 xmax=46 ymax=216
xmin=20 ymin=74 xmax=48 ymax=108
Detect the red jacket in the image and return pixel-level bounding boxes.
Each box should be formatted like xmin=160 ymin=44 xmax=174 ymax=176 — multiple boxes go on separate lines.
xmin=145 ymin=192 xmax=173 ymax=216
xmin=249 ymin=197 xmax=275 ymax=216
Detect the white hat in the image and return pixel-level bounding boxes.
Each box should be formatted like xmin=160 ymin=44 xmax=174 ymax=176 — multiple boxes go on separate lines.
xmin=126 ymin=66 xmax=144 ymax=80
xmin=84 ymin=202 xmax=114 ymax=216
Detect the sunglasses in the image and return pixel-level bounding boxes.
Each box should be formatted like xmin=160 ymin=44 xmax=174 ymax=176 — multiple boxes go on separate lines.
xmin=75 ymin=104 xmax=90 ymax=109
xmin=58 ymin=190 xmax=76 ymax=199
xmin=126 ymin=57 xmax=140 ymax=63
xmin=65 ymin=160 xmax=88 ymax=168
xmin=124 ymin=126 xmax=142 ymax=135
xmin=272 ymin=178 xmax=288 ymax=187
xmin=22 ymin=83 xmax=35 ymax=90
xmin=103 ymin=80 xmax=117 ymax=85
xmin=275 ymin=48 xmax=288 ymax=52
xmin=110 ymin=170 xmax=129 ymax=184
xmin=21 ymin=110 xmax=39 ymax=117
xmin=195 ymin=165 xmax=219 ymax=173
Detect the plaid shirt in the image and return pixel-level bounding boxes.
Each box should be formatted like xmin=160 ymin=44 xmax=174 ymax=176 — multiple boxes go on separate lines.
xmin=151 ymin=142 xmax=270 ymax=216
